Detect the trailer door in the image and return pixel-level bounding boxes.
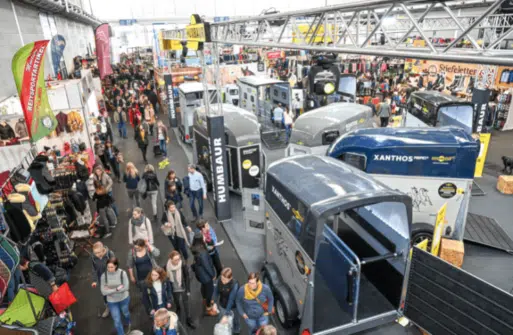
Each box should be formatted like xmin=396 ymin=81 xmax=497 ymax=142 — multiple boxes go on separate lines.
xmin=403 ymin=247 xmax=513 ymax=335
xmin=313 ymin=224 xmax=360 ymax=331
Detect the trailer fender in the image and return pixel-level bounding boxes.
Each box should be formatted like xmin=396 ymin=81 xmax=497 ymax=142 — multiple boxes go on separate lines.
xmin=273 ymin=283 xmax=299 ymax=328
xmin=261 ymin=263 xmax=283 ymax=290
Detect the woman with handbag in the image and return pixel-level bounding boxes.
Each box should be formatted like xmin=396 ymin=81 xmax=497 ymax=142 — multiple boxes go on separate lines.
xmin=161 ymin=200 xmax=192 ymax=260
xmin=214 ymin=268 xmax=241 ymax=334
xmin=191 ymin=233 xmax=218 ymax=317
xmin=236 ymin=272 xmax=274 ymax=335
xmin=92 ymin=181 xmax=117 ymax=239
xmin=123 ymin=162 xmax=141 ymax=212
xmin=101 ymin=258 xmax=131 ymax=335
xmin=134 ymin=122 xmax=149 ymax=163
xmin=166 ymin=251 xmax=196 ymax=329
xmin=128 ymin=208 xmax=154 ymax=246
xmin=143 ymin=267 xmax=173 ymax=316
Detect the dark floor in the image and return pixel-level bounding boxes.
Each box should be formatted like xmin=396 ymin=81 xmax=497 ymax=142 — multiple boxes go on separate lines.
xmin=485 ymin=129 xmax=513 ymax=175
xmin=68 ymin=125 xmax=249 ymax=335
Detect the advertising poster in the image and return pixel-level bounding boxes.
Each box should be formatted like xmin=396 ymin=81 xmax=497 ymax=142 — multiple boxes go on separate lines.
xmin=94 ymin=24 xmax=113 ymax=79
xmin=164 ymin=74 xmax=177 ymax=127
xmin=240 ymin=145 xmax=260 ymax=188
xmin=12 ymin=40 xmax=57 ymax=142
xmin=472 ymin=88 xmax=491 ymax=133
xmin=411 ymin=59 xmax=478 ymax=94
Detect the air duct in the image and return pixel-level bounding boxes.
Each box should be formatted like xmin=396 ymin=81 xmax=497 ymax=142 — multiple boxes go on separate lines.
xmin=14 ymin=0 xmax=103 ymax=27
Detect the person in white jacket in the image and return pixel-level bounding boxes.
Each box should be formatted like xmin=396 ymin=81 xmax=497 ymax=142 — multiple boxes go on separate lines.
xmin=283 ymin=107 xmax=295 ymax=143
xmin=128 ymin=207 xmax=154 ymax=246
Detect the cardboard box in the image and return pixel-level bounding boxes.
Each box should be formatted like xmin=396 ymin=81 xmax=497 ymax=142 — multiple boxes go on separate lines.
xmin=497 ymin=175 xmax=513 ymax=195
xmin=440 ymin=238 xmax=465 ymax=268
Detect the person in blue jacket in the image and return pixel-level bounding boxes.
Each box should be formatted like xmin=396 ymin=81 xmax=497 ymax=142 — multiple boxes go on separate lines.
xmin=236 ymin=272 xmax=274 ymax=335
xmin=214 ymin=267 xmax=241 ymax=333
xmin=144 ymin=267 xmax=174 ymax=316
xmin=190 ymin=232 xmax=218 ymax=316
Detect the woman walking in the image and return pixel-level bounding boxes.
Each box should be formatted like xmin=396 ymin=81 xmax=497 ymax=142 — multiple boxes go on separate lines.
xmin=134 ymin=122 xmax=149 ymax=163
xmin=128 ymin=208 xmax=154 ymax=246
xmin=100 ymin=258 xmax=131 ymax=335
xmin=164 ymin=170 xmax=183 ymax=202
xmin=161 ymin=200 xmax=191 ymax=260
xmin=92 ymin=181 xmax=117 ymax=239
xmin=214 ymin=268 xmax=241 ymax=334
xmin=157 ymin=120 xmax=169 ymax=156
xmin=123 ymin=163 xmax=141 ymax=212
xmin=143 ymin=267 xmax=173 ymax=315
xmin=166 ymin=251 xmax=196 ymax=329
xmin=197 ymin=219 xmax=223 ymax=277
xmin=142 ymin=164 xmax=160 ymax=222
xmin=191 ymin=232 xmax=218 ymax=316
xmin=126 ymin=239 xmax=159 ymax=312
xmin=165 ymin=182 xmax=183 ymax=209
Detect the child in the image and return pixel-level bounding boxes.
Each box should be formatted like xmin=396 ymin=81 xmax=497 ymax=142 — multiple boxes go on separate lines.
xmin=91 ymin=242 xmax=116 ymax=318
xmin=92 ymin=181 xmax=117 ymax=239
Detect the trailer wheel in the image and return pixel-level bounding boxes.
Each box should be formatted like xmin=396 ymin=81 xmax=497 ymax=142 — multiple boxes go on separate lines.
xmin=261 ymin=263 xmax=283 ymax=290
xmin=411 ymin=223 xmax=434 ymax=248
xmin=273 ymin=283 xmax=299 ymax=329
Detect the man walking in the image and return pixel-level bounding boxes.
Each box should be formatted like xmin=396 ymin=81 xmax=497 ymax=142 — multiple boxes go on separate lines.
xmin=187 ymin=164 xmax=207 ymax=221
xmin=113 ymin=106 xmax=128 ymax=139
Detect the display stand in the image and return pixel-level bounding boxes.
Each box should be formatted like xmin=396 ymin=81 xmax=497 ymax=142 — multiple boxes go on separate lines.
xmin=39 ymin=72 xmax=99 ymax=155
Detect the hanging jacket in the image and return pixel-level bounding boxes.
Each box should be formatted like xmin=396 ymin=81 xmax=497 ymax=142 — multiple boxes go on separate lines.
xmin=0 ymin=123 xmax=15 ymax=140
xmin=67 ymin=111 xmax=84 ymax=132
xmin=15 ymin=120 xmax=28 ymax=138
xmin=28 ymin=155 xmax=56 ymax=195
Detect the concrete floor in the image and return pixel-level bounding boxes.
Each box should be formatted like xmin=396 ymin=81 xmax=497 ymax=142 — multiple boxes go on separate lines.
xmin=485 ymin=129 xmax=513 ymax=174
xmin=69 ymin=126 xmax=250 ymax=335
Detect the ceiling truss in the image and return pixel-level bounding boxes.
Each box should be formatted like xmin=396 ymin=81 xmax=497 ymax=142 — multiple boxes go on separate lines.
xmin=163 ymin=0 xmax=513 ymax=66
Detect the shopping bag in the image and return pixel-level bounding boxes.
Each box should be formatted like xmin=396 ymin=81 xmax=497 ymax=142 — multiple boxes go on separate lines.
xmin=137 ymin=178 xmax=147 ymax=195
xmin=49 ymin=283 xmax=77 ymax=314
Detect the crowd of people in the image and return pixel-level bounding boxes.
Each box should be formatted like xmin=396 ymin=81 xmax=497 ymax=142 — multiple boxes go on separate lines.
xmin=84 ymin=61 xmax=279 ymax=335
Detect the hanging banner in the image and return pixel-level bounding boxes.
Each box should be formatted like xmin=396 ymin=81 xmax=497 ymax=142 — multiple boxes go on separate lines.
xmin=207 ymin=115 xmax=231 ymax=221
xmin=472 ymin=88 xmax=491 ymax=134
xmin=12 ymin=40 xmax=57 ymax=142
xmin=474 ymin=133 xmax=491 ymax=178
xmin=50 ymin=35 xmax=66 ymax=77
xmin=164 ymin=74 xmax=177 ymax=128
xmin=94 ymin=23 xmax=113 ymax=79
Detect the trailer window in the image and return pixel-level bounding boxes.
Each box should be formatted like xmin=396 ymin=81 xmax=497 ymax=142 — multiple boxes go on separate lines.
xmin=250 ymin=96 xmax=255 ymax=103
xmin=338 ymin=153 xmax=366 ymax=171
xmin=244 ymin=93 xmax=248 ymax=100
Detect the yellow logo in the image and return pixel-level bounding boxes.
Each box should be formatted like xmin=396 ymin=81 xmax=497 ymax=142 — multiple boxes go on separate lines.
xmin=432 ymin=156 xmax=455 ymax=163
xmin=358 ymin=118 xmax=365 ymax=124
xmin=242 ymin=159 xmax=252 ymax=170
xmin=297 ymin=141 xmax=304 ymax=145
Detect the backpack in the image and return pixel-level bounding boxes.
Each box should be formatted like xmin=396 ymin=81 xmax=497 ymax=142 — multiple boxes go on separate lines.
xmin=105 ymin=269 xmax=124 ymax=285
xmin=137 ymin=178 xmax=147 ymax=195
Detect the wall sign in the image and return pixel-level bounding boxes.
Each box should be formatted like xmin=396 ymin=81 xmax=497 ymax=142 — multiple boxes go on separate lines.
xmin=185 ymin=14 xmax=211 ymax=51
xmin=164 ymin=74 xmax=177 ymax=127
xmin=207 ymin=115 xmax=231 ymax=221
xmin=472 ymin=88 xmax=491 ymax=134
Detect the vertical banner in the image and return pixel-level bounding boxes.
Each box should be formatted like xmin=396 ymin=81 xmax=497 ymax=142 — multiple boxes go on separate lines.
xmin=164 ymin=74 xmax=177 ymax=127
xmin=12 ymin=40 xmax=57 ymax=142
xmin=472 ymin=88 xmax=491 ymax=134
xmin=207 ymin=115 xmax=231 ymax=221
xmin=474 ymin=133 xmax=491 ymax=178
xmin=431 ymin=203 xmax=447 ymax=256
xmin=94 ymin=23 xmax=113 ymax=79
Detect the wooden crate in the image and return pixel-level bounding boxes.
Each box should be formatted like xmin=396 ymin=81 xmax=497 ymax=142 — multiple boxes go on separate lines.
xmin=497 ymin=175 xmax=513 ymax=195
xmin=439 ymin=238 xmax=465 ymax=268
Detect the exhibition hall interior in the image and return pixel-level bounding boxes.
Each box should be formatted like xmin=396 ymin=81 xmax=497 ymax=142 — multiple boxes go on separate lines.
xmin=1 ymin=0 xmax=513 ymax=334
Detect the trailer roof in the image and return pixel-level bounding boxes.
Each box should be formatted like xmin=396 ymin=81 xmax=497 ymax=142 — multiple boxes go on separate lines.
xmin=267 ymin=155 xmax=394 ymax=207
xmin=332 ymin=126 xmax=477 ymax=149
xmin=178 ymin=82 xmax=216 ymax=93
xmin=237 ymin=76 xmax=286 ymax=86
xmin=411 ymin=90 xmax=463 ymax=106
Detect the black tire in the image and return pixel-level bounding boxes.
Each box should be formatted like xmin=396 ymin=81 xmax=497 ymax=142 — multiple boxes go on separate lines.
xmin=261 ymin=263 xmax=283 ymax=290
xmin=411 ymin=223 xmax=434 ymax=248
xmin=273 ymin=283 xmax=299 ymax=329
